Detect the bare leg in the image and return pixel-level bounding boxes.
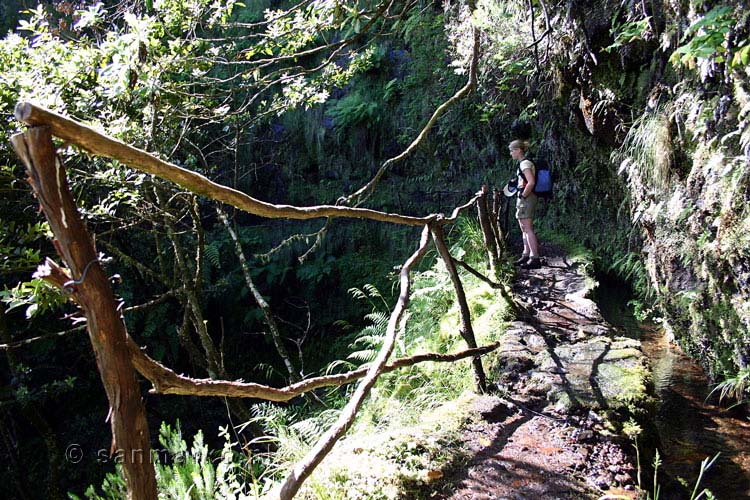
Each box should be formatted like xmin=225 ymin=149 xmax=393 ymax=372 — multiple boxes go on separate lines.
xmin=518 ymin=220 xmax=530 ymax=255
xmin=519 ymin=218 xmax=539 ymax=257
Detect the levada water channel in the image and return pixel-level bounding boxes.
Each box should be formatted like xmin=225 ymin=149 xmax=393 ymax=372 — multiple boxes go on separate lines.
xmin=594 ymin=276 xmax=750 ymax=499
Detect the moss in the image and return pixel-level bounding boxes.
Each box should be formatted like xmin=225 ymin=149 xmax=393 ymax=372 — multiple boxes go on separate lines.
xmin=429 ymin=274 xmax=510 ymax=354
xmin=597 ymin=362 xmax=651 ymax=410
xmin=467 ymin=283 xmax=510 ymax=343
xmin=603 ymin=347 xmax=643 ymax=362
xmin=537 ymin=228 xmax=595 ymax=266
xmin=298 ymin=392 xmax=480 ymax=500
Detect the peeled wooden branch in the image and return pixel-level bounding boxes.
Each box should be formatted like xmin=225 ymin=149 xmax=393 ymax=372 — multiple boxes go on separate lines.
xmin=278 ymin=225 xmax=432 ymax=500
xmin=10 ymin=128 xmax=157 ymax=500
xmin=14 ymin=102 xmax=432 ymax=227
xmin=477 ymin=185 xmax=500 ymax=276
xmin=128 ymin=322 xmax=504 ymax=401
xmin=447 ymin=191 xmax=482 ymax=222
xmin=451 ymin=257 xmax=523 ymax=318
xmin=490 ymin=188 xmax=505 ymax=254
xmin=452 ymin=258 xmax=502 ymax=289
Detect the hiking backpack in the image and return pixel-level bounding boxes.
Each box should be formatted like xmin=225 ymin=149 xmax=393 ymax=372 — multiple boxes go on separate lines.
xmin=529 ymin=156 xmax=553 ymax=199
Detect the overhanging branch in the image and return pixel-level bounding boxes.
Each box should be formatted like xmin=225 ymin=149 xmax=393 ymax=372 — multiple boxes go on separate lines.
xmin=340 ymin=14 xmax=481 ymax=207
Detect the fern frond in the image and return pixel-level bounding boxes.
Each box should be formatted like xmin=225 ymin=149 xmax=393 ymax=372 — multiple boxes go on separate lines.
xmin=351 ymin=334 xmax=384 ymax=347
xmin=363 ymin=310 xmax=389 ymax=324
xmin=348 ymin=286 xmax=368 ymax=300
xmin=708 ymin=368 xmax=750 ymax=405
xmin=362 ymin=283 xmax=378 ymax=296
xmin=324 ymin=358 xmax=356 ymax=375
xmin=205 ymin=242 xmax=222 ymax=269
xmin=347 ymin=349 xmax=378 ymax=363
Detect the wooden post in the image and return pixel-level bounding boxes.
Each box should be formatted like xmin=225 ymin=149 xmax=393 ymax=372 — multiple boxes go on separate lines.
xmin=430 ymin=223 xmax=487 ymax=393
xmin=10 ymin=127 xmax=157 ymax=500
xmin=491 ymin=188 xmax=505 ymax=256
xmin=477 ymin=185 xmax=500 ymax=278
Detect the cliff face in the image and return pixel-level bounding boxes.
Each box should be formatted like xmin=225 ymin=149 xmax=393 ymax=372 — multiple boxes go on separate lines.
xmin=514 ymin=0 xmax=750 ymax=380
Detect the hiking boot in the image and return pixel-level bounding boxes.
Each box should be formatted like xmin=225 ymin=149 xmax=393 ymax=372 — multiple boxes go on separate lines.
xmin=513 ymin=255 xmax=530 ymax=265
xmin=520 ymin=257 xmax=542 ymax=269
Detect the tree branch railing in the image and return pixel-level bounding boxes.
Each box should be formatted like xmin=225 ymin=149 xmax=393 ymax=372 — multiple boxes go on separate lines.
xmin=14 ymin=103 xmax=433 ymax=227
xmin=277 ymin=225 xmax=431 ymax=500
xmin=430 ymin=222 xmax=487 ymax=393
xmin=10 ymin=127 xmax=158 ymax=500
xmin=11 ymin=100 xmax=514 ymax=499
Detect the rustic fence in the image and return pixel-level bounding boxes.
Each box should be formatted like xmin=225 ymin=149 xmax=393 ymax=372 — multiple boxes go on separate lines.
xmin=11 ymin=101 xmax=515 ymax=500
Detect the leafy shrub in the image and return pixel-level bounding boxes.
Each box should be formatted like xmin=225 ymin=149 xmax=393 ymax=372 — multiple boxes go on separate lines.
xmin=74 ymin=422 xmax=265 ymax=500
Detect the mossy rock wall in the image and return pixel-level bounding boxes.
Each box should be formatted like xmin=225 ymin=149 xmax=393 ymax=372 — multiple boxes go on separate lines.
xmin=519 ymin=0 xmax=750 ymax=380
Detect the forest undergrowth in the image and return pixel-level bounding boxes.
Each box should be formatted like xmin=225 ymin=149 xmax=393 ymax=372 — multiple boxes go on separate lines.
xmin=76 ymin=216 xmax=513 ymax=500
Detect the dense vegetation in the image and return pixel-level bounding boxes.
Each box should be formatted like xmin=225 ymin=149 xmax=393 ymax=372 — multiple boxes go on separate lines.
xmin=1 ymin=0 xmax=748 ymax=498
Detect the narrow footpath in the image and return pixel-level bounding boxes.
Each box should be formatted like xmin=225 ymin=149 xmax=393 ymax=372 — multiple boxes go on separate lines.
xmin=438 ymin=246 xmax=649 ymax=500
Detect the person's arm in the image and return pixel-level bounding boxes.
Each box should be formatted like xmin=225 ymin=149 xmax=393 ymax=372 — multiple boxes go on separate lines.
xmin=520 ymin=164 xmax=535 ymax=198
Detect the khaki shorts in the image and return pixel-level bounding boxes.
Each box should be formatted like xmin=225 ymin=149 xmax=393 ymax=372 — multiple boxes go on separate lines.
xmin=515 ymin=193 xmax=538 ymax=220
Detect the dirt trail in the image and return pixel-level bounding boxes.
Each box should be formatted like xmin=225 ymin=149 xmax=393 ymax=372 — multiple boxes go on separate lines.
xmin=437 ymin=248 xmax=647 ymax=500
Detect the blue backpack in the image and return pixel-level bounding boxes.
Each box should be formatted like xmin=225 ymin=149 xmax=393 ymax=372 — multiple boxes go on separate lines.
xmin=530 ymin=157 xmax=553 ymax=199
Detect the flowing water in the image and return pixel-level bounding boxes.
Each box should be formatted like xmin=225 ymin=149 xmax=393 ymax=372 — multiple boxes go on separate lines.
xmin=595 ymin=277 xmax=750 ymax=499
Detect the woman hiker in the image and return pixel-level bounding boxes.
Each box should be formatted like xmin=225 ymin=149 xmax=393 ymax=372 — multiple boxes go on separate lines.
xmin=509 ymin=139 xmax=542 ymax=269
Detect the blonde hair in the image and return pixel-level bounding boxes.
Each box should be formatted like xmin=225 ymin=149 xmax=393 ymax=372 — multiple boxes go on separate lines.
xmin=509 ymin=140 xmax=529 ymax=152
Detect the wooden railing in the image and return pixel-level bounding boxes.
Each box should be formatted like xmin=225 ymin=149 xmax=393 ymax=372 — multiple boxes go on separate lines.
xmin=11 ymin=102 xmax=512 ymax=500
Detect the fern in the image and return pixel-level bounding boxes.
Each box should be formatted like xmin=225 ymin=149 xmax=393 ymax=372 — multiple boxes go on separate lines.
xmin=348 ymin=284 xmax=389 ymax=311
xmin=204 ymin=241 xmax=222 ymax=269
xmin=708 ymin=367 xmax=750 ymax=407
xmin=347 ymin=311 xmax=389 ymax=364
xmin=609 ymin=251 xmax=652 ymax=299
xmin=324 ymin=358 xmax=357 ymax=375
xmin=81 ymin=421 xmax=258 ymax=499
xmin=326 ymin=91 xmax=380 ymax=130
xmin=614 ymin=108 xmax=674 ymax=192
xmin=289 ymin=409 xmax=341 ymax=445
xmin=347 ymin=286 xmax=368 ymax=301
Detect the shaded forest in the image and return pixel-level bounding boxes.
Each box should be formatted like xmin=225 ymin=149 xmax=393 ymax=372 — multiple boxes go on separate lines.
xmin=1 ymin=0 xmax=749 ymax=498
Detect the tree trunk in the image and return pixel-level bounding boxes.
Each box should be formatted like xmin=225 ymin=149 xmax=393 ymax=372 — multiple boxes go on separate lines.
xmin=10 ymin=127 xmax=157 ymax=500
xmin=217 ymin=208 xmax=302 ymax=383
